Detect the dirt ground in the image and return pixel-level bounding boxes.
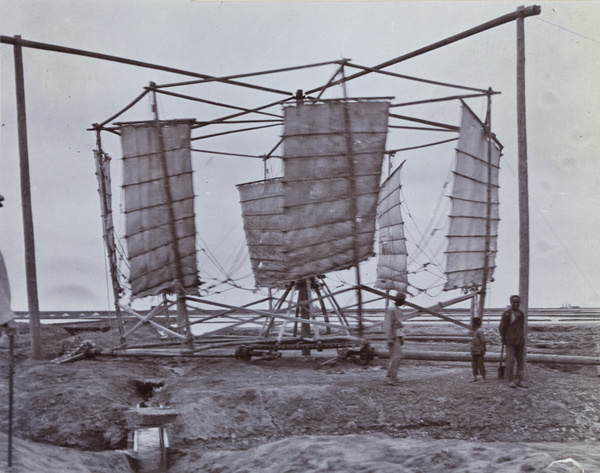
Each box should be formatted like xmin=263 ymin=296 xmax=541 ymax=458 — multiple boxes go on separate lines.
xmin=0 ymin=320 xmax=599 ymax=473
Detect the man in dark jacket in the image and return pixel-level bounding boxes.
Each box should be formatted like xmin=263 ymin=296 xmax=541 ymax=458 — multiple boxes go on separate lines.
xmin=499 ymin=295 xmax=527 ymax=388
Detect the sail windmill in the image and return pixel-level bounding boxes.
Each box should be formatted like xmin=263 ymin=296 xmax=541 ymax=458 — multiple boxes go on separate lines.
xmin=83 ymin=6 xmax=543 ymax=360
xmin=88 ymin=62 xmax=504 ymax=360
xmin=0 ymin=6 xmax=541 ymax=361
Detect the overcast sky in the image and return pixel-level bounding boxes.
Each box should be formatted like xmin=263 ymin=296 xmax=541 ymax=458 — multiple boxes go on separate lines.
xmin=1 ymin=1 xmax=599 ymax=312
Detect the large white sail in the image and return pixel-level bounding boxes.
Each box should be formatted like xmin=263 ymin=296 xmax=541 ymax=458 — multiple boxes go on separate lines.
xmin=238 ymin=99 xmax=390 ymax=287
xmin=375 ymin=164 xmax=408 ymax=293
xmin=237 ymin=178 xmax=286 ymax=288
xmin=120 ymin=120 xmax=200 ymax=298
xmin=444 ymin=104 xmax=501 ymax=291
xmin=280 ymin=100 xmax=390 ymax=281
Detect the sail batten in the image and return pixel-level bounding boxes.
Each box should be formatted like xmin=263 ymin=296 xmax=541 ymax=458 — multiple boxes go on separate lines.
xmin=444 ymin=103 xmax=501 ymax=291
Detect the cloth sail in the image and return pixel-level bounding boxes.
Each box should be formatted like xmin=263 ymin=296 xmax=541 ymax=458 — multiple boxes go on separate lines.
xmin=94 ymin=149 xmax=117 ymax=273
xmin=238 ymin=100 xmax=390 ymax=287
xmin=280 ymin=100 xmax=390 ymax=281
xmin=119 ymin=120 xmax=200 ymax=298
xmin=375 ymin=164 xmax=408 ymax=294
xmin=444 ymin=103 xmax=501 ymax=291
xmin=237 ymin=178 xmax=286 ymax=288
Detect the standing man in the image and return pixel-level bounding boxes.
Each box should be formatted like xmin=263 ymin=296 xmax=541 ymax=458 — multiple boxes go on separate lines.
xmin=383 ymin=293 xmax=405 ymax=385
xmin=499 ymin=294 xmax=527 ymax=388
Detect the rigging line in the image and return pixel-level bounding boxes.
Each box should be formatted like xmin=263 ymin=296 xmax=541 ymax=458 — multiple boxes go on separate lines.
xmin=153 ymin=88 xmax=283 ymax=119
xmin=191 ymin=123 xmax=281 ymax=141
xmin=535 ymin=17 xmax=600 ymax=46
xmin=196 ymin=240 xmax=230 ymax=281
xmin=196 ymin=222 xmax=246 ymax=281
xmin=388 ymin=137 xmax=459 ymax=154
xmin=221 ymin=238 xmax=249 ymax=280
xmin=230 ymin=236 xmax=250 ymax=274
xmin=402 ymin=206 xmax=446 ymax=278
xmin=501 ymin=157 xmax=597 ymax=294
xmin=191 ymin=148 xmax=280 ymax=159
xmin=399 ymin=184 xmax=446 ymax=270
xmin=409 ymin=163 xmax=453 ymax=260
xmin=153 ymin=59 xmax=347 ymax=89
xmin=344 ymin=62 xmax=493 ymax=94
xmin=391 ymin=93 xmax=492 ymax=107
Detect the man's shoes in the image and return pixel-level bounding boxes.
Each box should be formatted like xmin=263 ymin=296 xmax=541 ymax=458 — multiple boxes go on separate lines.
xmin=508 ymin=381 xmax=517 ymax=388
xmin=517 ymin=381 xmax=528 ymax=389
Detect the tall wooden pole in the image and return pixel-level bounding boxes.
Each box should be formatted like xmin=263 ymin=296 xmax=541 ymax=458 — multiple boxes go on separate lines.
xmin=93 ymin=129 xmax=125 ymax=338
xmin=150 ymin=85 xmax=193 ymax=347
xmin=13 ymin=36 xmax=43 ymax=359
xmin=478 ymin=90 xmax=494 ymax=321
xmin=341 ymin=69 xmax=364 ymax=337
xmin=517 ymin=7 xmax=531 ymax=357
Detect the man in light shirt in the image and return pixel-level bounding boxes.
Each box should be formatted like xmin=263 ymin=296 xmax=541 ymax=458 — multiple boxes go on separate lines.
xmin=383 ymin=294 xmax=405 ymax=385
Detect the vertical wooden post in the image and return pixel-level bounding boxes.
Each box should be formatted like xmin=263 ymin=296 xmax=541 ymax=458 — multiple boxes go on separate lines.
xmin=478 ymin=90 xmax=494 ymax=320
xmin=149 ymin=84 xmax=193 ymax=347
xmin=13 ymin=35 xmax=43 ymax=359
xmin=298 ymin=279 xmax=311 ymax=355
xmin=8 ymin=334 xmax=14 ymax=467
xmin=93 ymin=129 xmax=125 ymax=338
xmin=516 ymin=7 xmax=530 ymax=358
xmin=341 ymin=68 xmax=364 ymax=338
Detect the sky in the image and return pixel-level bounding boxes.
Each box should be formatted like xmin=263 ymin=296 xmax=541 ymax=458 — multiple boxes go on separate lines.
xmin=0 ymin=1 xmax=599 ymax=313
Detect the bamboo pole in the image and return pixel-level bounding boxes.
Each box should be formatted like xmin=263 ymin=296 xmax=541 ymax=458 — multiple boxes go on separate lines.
xmin=149 ymin=86 xmax=194 ymax=346
xmin=517 ymin=6 xmax=531 ymax=361
xmin=13 ymin=36 xmax=43 ymax=360
xmin=306 ymin=6 xmax=542 ymax=95
xmin=478 ymin=90 xmax=494 ymax=320
xmin=383 ymin=350 xmax=600 ymax=365
xmin=340 ymin=68 xmax=364 ymax=338
xmin=93 ymin=130 xmax=125 ymax=338
xmin=7 ymin=334 xmax=14 ymax=468
xmin=361 ymin=285 xmax=473 ymax=329
xmin=0 ymin=35 xmax=292 ymax=96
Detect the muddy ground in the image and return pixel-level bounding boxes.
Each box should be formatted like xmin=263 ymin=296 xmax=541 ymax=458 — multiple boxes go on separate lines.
xmin=0 ymin=320 xmax=599 ymax=472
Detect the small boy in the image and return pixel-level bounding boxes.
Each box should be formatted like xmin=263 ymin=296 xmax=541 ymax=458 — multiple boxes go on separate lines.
xmin=470 ymin=317 xmax=486 ymax=382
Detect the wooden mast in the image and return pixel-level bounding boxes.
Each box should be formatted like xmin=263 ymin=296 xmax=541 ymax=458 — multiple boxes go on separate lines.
xmin=149 ymin=84 xmax=194 ymax=347
xmin=93 ymin=129 xmax=125 ymax=338
xmin=478 ymin=90 xmax=494 ymax=320
xmin=340 ymin=68 xmax=364 ymax=338
xmin=516 ymin=6 xmax=531 ymax=358
xmin=13 ymin=36 xmax=42 ymax=360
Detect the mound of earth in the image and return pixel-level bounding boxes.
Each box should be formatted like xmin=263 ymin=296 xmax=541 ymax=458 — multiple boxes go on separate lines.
xmin=0 ymin=321 xmax=598 ymax=472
